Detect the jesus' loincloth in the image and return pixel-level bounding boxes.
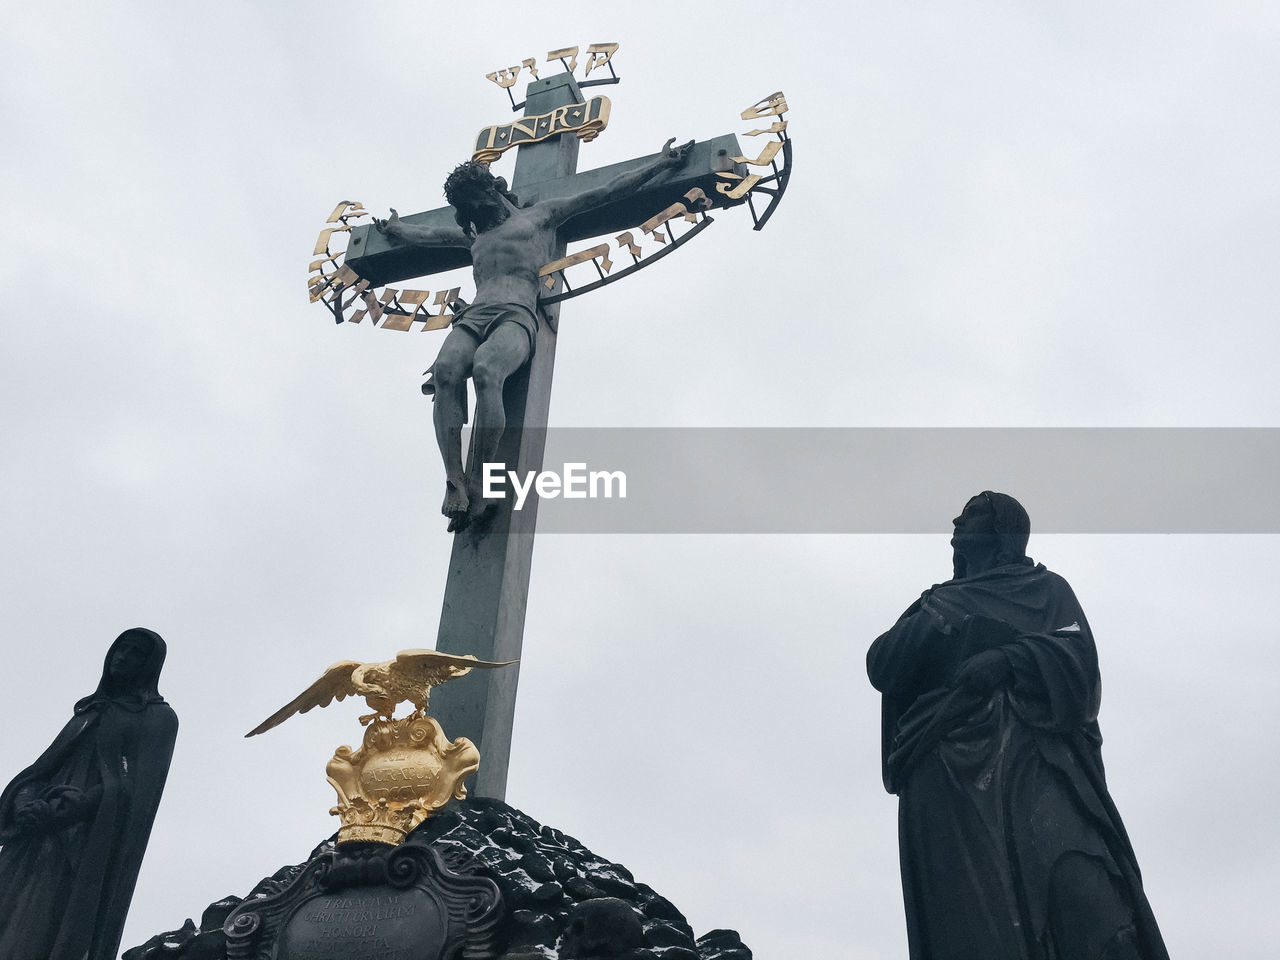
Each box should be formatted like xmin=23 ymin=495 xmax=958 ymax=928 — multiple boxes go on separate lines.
xmin=452 ymin=300 xmax=540 ymax=353
xmin=421 ymin=300 xmax=542 ymax=403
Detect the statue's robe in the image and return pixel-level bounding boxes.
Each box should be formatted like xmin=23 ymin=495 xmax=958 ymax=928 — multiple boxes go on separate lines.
xmin=0 ymin=636 xmax=177 ymax=960
xmin=868 ymin=561 xmax=1168 ymax=960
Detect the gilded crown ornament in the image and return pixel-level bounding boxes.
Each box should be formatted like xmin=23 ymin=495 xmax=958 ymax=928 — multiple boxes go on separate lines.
xmin=246 ymin=649 xmax=515 ymax=845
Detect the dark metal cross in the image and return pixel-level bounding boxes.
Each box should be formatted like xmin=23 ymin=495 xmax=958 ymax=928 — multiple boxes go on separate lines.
xmin=337 ymin=70 xmax=788 ymax=800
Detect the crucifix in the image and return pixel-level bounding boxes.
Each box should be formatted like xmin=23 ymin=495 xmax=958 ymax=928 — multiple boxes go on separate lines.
xmin=308 ymin=48 xmax=791 ymax=799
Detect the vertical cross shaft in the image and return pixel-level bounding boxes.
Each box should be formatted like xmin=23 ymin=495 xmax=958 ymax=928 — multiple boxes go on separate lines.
xmin=427 ymin=72 xmax=583 ymax=800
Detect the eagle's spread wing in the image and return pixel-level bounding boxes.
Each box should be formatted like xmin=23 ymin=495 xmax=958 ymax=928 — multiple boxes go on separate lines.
xmin=393 ymin=649 xmax=518 ymax=692
xmin=245 ymin=660 xmax=363 ymax=737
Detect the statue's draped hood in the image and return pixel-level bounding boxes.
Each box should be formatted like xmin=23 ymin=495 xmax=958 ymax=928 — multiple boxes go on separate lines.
xmin=76 ymin=627 xmax=168 ymax=713
xmin=953 ymin=490 xmax=1032 ymax=578
xmin=981 ymin=489 xmax=1031 ymax=565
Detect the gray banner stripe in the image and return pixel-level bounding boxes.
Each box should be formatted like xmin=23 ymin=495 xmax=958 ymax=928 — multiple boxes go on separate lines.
xmin=462 ymin=428 xmax=1280 ymax=533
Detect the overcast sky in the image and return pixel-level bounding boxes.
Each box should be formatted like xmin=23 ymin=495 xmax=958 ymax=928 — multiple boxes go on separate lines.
xmin=2 ymin=3 xmax=1278 ymax=958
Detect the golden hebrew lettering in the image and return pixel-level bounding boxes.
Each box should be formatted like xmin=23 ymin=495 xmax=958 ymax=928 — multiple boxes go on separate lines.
xmin=372 ymin=288 xmax=400 ymax=324
xmin=714 ymin=171 xmax=762 ymax=200
xmin=309 ymin=203 xmax=473 ymax=329
xmin=381 ymin=311 xmax=415 ymax=332
xmin=362 ymin=288 xmax=462 ymax=331
xmin=616 ymin=231 xmax=642 ymax=259
xmin=741 ymin=92 xmax=788 ymax=121
xmin=313 ymin=229 xmax=338 ymax=256
xmin=345 ymin=291 xmax=373 ymax=325
xmin=485 ymin=66 xmax=522 ymax=89
xmin=313 ymin=221 xmax=360 ymax=255
xmin=639 ymin=202 xmax=689 ymax=233
xmin=539 ymin=243 xmax=614 ymax=279
xmin=309 ymin=275 xmax=350 ymax=304
xmin=400 ymin=290 xmax=431 ymax=305
xmin=533 ymin=187 xmax=715 ymax=307
xmin=308 ymin=252 xmax=342 ymax=274
xmin=731 ymin=140 xmax=784 ymax=167
xmin=423 ymin=289 xmax=458 ymax=331
xmin=346 ymin=278 xmax=371 ymax=302
xmin=639 ymin=201 xmax=690 ymax=244
xmin=382 ymin=290 xmax=427 ymax=331
xmin=349 ymin=292 xmax=373 ymax=325
xmin=310 ymin=270 xmax=337 ymax=301
xmin=546 ymin=46 xmax=579 ymax=72
xmin=684 ymin=187 xmax=712 ymax=211
xmin=584 ymin=43 xmax=618 ymax=75
xmin=350 ymin=295 xmax=374 ymax=323
xmin=310 ymin=264 xmax=359 ymax=303
xmin=326 ymin=201 xmax=367 ymax=223
xmin=746 ymin=120 xmax=789 ymax=138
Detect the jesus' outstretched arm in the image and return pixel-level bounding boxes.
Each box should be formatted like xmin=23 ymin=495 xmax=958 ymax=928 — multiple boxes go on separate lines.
xmin=374 ymin=208 xmax=471 ymax=247
xmin=538 ymin=137 xmax=694 ymax=226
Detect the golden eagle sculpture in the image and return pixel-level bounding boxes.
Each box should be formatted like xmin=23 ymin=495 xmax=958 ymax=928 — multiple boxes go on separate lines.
xmin=245 ymin=648 xmax=515 ymax=737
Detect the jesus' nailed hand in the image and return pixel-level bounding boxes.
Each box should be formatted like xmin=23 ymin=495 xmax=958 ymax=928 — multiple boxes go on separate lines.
xmin=375 ymin=138 xmax=693 ymax=532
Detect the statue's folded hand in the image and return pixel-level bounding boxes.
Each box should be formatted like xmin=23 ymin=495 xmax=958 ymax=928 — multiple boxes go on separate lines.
xmin=14 ymin=798 xmax=52 ymax=827
xmin=959 ymin=613 xmax=1020 ymax=654
xmin=955 ymin=649 xmax=1013 ymax=694
xmin=44 ymin=784 xmax=100 ymax=823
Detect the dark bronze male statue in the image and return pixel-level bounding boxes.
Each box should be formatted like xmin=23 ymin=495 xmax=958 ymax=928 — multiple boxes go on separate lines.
xmin=867 ymin=493 xmax=1168 ymax=960
xmin=0 ymin=628 xmax=177 ymax=960
xmin=377 ymin=139 xmax=692 ymax=530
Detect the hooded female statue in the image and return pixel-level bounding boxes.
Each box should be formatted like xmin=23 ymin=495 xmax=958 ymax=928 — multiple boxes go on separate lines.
xmin=0 ymin=628 xmax=178 ymax=960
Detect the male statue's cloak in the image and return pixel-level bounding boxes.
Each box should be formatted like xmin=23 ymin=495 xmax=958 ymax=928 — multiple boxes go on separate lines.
xmin=868 ymin=561 xmax=1169 ymax=960
xmin=0 ymin=628 xmax=178 ymax=960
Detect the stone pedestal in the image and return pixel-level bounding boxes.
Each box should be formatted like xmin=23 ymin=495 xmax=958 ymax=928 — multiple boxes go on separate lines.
xmin=124 ymin=798 xmax=751 ymax=960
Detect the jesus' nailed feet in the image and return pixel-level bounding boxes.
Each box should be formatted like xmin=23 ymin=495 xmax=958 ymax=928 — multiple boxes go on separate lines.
xmin=442 ymin=474 xmax=501 ymax=533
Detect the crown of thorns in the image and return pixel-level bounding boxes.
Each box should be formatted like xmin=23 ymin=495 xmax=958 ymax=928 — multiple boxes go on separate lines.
xmin=442 ymin=161 xmax=519 ymax=208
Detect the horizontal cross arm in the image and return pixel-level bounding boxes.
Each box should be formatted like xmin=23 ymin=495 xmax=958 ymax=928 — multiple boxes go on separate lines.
xmin=341 ymin=208 xmax=471 ymax=289
xmin=343 ymin=134 xmax=748 ymax=288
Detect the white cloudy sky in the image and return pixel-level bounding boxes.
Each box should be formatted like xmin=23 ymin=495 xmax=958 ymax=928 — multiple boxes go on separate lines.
xmin=3 ymin=3 xmax=1279 ymax=958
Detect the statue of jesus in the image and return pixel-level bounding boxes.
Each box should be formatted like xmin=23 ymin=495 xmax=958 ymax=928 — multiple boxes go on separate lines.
xmin=376 ymin=138 xmax=692 ymax=530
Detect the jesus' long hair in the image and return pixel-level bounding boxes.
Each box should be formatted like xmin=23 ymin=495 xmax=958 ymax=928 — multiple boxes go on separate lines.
xmin=442 ymin=161 xmax=522 ymax=238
